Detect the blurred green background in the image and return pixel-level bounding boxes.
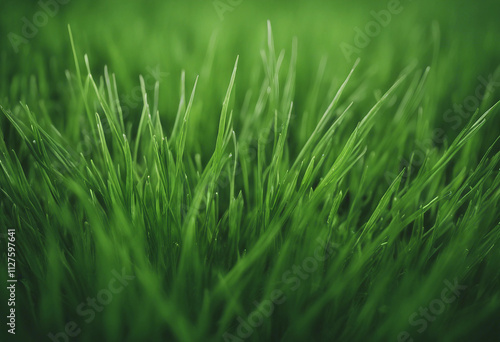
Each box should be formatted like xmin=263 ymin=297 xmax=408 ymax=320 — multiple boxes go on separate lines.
xmin=1 ymin=0 xmax=500 ymax=341
xmin=2 ymin=0 xmax=500 ymax=157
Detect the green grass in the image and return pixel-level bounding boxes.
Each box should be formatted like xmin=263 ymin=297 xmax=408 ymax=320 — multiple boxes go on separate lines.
xmin=1 ymin=0 xmax=500 ymax=341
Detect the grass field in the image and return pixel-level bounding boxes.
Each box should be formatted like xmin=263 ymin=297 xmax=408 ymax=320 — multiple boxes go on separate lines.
xmin=1 ymin=0 xmax=500 ymax=341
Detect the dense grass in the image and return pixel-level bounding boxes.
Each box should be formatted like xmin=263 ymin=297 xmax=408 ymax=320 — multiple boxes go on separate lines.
xmin=1 ymin=0 xmax=500 ymax=341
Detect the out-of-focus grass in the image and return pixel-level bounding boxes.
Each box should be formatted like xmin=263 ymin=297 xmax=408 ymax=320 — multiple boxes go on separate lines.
xmin=1 ymin=0 xmax=499 ymax=341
